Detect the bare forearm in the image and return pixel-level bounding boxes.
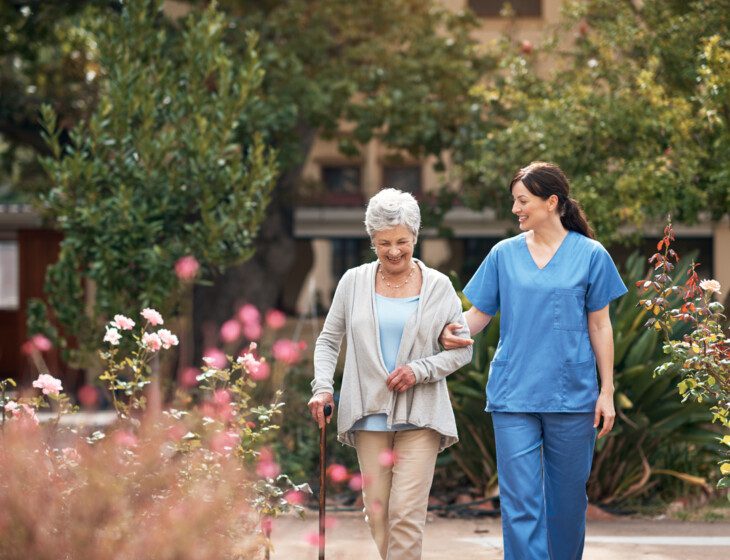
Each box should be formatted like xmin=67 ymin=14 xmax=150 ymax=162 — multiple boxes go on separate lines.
xmin=465 ymin=306 xmax=492 ymax=336
xmin=589 ymin=323 xmax=614 ymax=395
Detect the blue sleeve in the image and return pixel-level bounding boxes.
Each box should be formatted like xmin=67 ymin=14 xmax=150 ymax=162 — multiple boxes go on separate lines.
xmin=463 ymin=248 xmax=500 ymax=315
xmin=586 ymin=245 xmax=628 ymax=312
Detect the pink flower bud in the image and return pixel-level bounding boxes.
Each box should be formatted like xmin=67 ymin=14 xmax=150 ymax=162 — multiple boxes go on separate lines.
xmin=237 ymin=304 xmax=260 ymax=326
xmin=31 ymin=334 xmax=52 ymax=352
xmin=220 ymin=320 xmax=241 ymax=343
xmin=179 ymin=367 xmax=200 ymax=388
xmin=348 ymin=474 xmax=364 ymax=491
xmin=175 ymin=255 xmax=200 ymax=281
xmin=327 ymin=464 xmax=349 ymax=483
xmin=272 ymin=339 xmax=301 ymax=365
xmin=242 ymin=322 xmax=262 ymax=341
xmin=265 ymin=309 xmax=286 ymax=330
xmin=77 ymin=385 xmax=99 ymax=408
xmin=378 ymin=449 xmax=398 ymax=468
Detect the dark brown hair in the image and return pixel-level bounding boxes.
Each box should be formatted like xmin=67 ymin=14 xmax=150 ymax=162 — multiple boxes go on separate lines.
xmin=509 ymin=161 xmax=595 ymax=239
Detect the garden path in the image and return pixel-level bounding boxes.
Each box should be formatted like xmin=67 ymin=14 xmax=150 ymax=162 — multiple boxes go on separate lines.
xmin=271 ymin=511 xmax=730 ymax=559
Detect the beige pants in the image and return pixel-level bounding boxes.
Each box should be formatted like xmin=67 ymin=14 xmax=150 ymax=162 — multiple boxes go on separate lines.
xmin=354 ymin=429 xmax=441 ymax=560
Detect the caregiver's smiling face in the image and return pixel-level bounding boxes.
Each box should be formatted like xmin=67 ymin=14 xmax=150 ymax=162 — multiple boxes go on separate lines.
xmin=511 ymin=180 xmax=557 ymax=231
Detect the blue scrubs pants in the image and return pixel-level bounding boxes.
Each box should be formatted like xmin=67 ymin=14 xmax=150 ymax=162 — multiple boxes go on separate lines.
xmin=492 ymin=412 xmax=596 ymax=560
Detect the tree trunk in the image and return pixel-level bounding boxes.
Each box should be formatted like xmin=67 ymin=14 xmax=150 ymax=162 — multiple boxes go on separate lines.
xmin=192 ymin=126 xmax=317 ymax=357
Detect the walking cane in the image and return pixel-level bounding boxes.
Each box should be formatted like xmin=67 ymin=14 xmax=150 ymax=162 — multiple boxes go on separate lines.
xmin=319 ymin=403 xmax=333 ymax=560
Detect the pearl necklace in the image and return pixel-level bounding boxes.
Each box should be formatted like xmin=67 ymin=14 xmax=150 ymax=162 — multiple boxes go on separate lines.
xmin=379 ymin=263 xmax=416 ymax=289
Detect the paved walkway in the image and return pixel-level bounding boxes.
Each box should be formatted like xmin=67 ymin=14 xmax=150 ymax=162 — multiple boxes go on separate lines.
xmin=271 ymin=511 xmax=730 ymax=559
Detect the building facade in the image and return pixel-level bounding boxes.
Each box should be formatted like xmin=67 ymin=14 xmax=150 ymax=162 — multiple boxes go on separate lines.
xmin=291 ymin=0 xmax=728 ymax=314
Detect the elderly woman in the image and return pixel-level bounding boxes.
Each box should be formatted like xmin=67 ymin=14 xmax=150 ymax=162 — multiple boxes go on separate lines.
xmin=308 ymin=188 xmax=472 ymax=560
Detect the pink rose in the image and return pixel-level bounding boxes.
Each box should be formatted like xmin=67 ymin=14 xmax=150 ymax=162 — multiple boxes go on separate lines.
xmin=237 ymin=304 xmax=260 ymax=326
xmin=111 ymin=314 xmax=135 ymax=330
xmin=256 ymin=459 xmax=281 ymax=479
xmin=699 ymin=279 xmax=722 ymax=295
xmin=16 ymin=403 xmax=39 ymax=425
xmin=179 ymin=367 xmax=200 ymax=388
xmin=348 ymin=474 xmax=364 ymax=491
xmin=210 ymin=430 xmax=240 ymax=455
xmin=305 ymin=532 xmax=323 ymax=547
xmin=142 ymin=332 xmax=162 ymax=352
xmin=265 ymin=309 xmax=286 ymax=330
xmin=175 ymin=255 xmax=200 ymax=281
xmin=77 ymin=385 xmax=99 ymax=408
xmin=220 ymin=320 xmax=241 ymax=343
xmin=32 ymin=373 xmax=63 ymax=396
xmin=213 ymin=389 xmax=231 ymax=406
xmin=272 ymin=339 xmax=301 ymax=365
xmin=104 ymin=327 xmax=121 ymax=345
xmin=202 ymin=348 xmax=227 ymax=369
xmin=237 ymin=352 xmax=269 ymax=381
xmin=141 ymin=308 xmax=164 ymax=326
xmin=285 ymin=490 xmax=305 ymax=506
xmin=242 ymin=322 xmax=262 ymax=341
xmin=114 ymin=430 xmax=138 ymax=448
xmin=157 ymin=329 xmax=179 ymax=349
xmin=327 ymin=464 xmax=349 ymax=483
xmin=378 ymin=449 xmax=398 ymax=468
xmin=31 ymin=334 xmax=52 ymax=352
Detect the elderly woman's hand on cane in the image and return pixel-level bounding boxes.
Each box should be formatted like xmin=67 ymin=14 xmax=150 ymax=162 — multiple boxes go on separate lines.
xmin=308 ymin=393 xmax=335 ymax=429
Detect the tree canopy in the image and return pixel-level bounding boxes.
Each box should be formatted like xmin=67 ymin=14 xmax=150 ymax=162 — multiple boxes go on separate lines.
xmin=455 ymin=0 xmax=730 ymax=242
xmin=28 ymin=1 xmax=277 ymax=358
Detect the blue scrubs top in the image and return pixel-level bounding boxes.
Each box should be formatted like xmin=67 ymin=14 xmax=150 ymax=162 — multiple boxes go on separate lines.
xmin=463 ymin=231 xmax=627 ymax=413
xmin=352 ymin=294 xmax=419 ymax=431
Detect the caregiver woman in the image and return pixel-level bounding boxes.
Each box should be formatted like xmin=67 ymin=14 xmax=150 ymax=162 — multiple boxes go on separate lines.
xmin=441 ymin=162 xmax=627 ymax=560
xmin=308 ymin=188 xmax=472 ymax=560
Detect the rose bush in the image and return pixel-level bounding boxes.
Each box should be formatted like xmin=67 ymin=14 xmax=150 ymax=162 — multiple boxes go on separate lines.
xmin=637 ymin=221 xmax=730 ymax=488
xmin=1 ymin=307 xmax=311 ymax=558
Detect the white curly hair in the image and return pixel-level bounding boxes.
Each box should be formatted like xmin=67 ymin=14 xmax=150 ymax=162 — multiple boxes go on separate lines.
xmin=364 ymin=188 xmax=421 ymax=241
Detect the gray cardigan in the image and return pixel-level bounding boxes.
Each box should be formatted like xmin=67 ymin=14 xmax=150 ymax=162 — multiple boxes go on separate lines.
xmin=311 ymin=259 xmax=473 ymax=452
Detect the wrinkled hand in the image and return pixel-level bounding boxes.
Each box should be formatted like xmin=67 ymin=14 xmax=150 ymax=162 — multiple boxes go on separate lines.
xmin=438 ymin=323 xmax=474 ymax=350
xmin=594 ymin=391 xmax=615 ymax=439
xmin=386 ymin=365 xmax=417 ymax=393
xmin=308 ymin=392 xmax=335 ymax=429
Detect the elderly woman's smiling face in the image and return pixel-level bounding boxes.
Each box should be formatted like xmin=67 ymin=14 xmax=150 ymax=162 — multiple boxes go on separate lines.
xmin=372 ymin=225 xmax=416 ymax=276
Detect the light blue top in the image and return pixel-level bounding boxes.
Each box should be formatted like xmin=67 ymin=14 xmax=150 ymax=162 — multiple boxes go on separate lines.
xmin=463 ymin=231 xmax=627 ymax=413
xmin=352 ymin=294 xmax=420 ymax=431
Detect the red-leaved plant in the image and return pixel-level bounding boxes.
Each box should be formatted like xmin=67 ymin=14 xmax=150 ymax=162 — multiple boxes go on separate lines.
xmin=636 ymin=220 xmax=729 ymax=488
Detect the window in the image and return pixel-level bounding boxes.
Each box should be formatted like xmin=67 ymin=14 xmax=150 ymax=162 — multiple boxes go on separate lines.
xmin=322 ymin=165 xmax=362 ymax=196
xmin=383 ymin=165 xmax=422 ymax=196
xmin=468 ymin=0 xmax=542 ymax=18
xmin=331 ymin=238 xmax=371 ymax=282
xmin=0 ymin=241 xmax=19 ymax=310
xmin=318 ymin=165 xmax=364 ymax=206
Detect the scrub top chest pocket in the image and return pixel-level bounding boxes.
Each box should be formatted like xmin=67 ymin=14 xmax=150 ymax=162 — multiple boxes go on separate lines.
xmin=553 ymin=288 xmax=587 ymax=331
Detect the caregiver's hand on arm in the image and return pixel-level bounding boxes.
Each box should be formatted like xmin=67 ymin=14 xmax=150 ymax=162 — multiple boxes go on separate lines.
xmin=438 ymin=306 xmax=492 ymax=350
xmin=308 ymin=392 xmax=335 ymax=429
xmin=386 ymin=365 xmax=417 ymax=393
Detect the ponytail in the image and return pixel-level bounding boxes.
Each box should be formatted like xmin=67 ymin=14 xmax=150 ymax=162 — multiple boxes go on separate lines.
xmin=561 ymin=197 xmax=595 ymax=239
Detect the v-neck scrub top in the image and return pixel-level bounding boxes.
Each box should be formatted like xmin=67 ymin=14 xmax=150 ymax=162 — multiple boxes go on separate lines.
xmin=463 ymin=231 xmax=627 ymax=413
